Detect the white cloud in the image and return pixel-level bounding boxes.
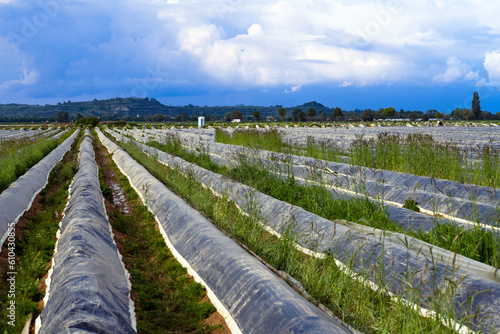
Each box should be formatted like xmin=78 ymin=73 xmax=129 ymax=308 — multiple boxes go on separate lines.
xmin=433 ymin=57 xmax=478 ymax=83
xmin=284 ymin=85 xmax=302 ymax=93
xmin=484 ymin=50 xmax=500 ymax=85
xmin=340 ymin=81 xmax=352 ymax=87
xmin=178 ymin=24 xmax=221 ymax=56
xmin=2 ymin=0 xmax=500 ymax=102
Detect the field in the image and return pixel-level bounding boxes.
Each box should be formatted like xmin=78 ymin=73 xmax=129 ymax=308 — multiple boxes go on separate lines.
xmin=1 ymin=121 xmax=499 ymax=333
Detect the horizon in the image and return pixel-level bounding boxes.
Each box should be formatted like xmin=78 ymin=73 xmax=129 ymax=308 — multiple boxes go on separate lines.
xmin=0 ymin=95 xmax=495 ymax=115
xmin=1 ymin=1 xmax=500 ymax=113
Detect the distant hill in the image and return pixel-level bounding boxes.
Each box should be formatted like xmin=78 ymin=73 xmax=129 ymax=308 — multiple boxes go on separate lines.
xmin=0 ymin=97 xmax=169 ymax=121
xmin=0 ymin=98 xmax=333 ymax=122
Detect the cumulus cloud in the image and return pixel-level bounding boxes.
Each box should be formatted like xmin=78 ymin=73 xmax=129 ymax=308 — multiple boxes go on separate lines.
xmin=178 ymin=24 xmax=221 ymax=56
xmin=433 ymin=57 xmax=478 ymax=83
xmin=1 ymin=0 xmax=500 ymax=103
xmin=484 ymin=50 xmax=500 ymax=85
xmin=284 ymin=85 xmax=302 ymax=93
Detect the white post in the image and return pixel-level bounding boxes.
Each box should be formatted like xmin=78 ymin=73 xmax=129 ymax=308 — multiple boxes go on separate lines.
xmin=198 ymin=117 xmax=205 ymax=128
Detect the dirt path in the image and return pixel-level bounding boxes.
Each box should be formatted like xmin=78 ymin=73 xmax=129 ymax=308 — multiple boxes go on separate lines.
xmin=92 ymin=132 xmax=230 ymax=334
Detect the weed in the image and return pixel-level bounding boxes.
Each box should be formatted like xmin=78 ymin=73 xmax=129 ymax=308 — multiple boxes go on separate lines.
xmin=112 ymin=132 xmax=462 ymax=334
xmin=403 ymin=198 xmax=420 ymax=212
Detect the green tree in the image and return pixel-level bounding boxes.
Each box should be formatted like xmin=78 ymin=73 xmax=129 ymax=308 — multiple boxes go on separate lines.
xmin=360 ymin=109 xmax=374 ymax=121
xmin=224 ymin=112 xmax=232 ymax=122
xmin=296 ymin=110 xmax=305 ymax=122
xmin=75 ymin=113 xmax=83 ymax=121
xmin=427 ymin=109 xmax=437 ymax=118
xmin=252 ymin=110 xmax=261 ymax=121
xmin=75 ymin=116 xmax=99 ymax=127
xmin=463 ymin=109 xmax=472 ymax=120
xmin=278 ymin=108 xmax=287 ymax=119
xmin=292 ymin=108 xmax=302 ymax=121
xmin=383 ymin=107 xmax=396 ymax=117
xmin=307 ymin=107 xmax=316 ymax=119
xmin=153 ymin=113 xmax=165 ymax=122
xmin=232 ymin=110 xmax=242 ymax=120
xmin=332 ymin=107 xmax=343 ymax=118
xmin=319 ymin=112 xmax=328 ymax=121
xmin=451 ymin=108 xmax=464 ymax=120
xmin=482 ymin=111 xmax=493 ymax=120
xmin=55 ymin=111 xmax=64 ymax=122
xmin=472 ymin=91 xmax=481 ymax=120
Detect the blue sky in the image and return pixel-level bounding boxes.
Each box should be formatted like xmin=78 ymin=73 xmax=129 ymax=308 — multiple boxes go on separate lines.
xmin=1 ymin=0 xmax=500 ymax=113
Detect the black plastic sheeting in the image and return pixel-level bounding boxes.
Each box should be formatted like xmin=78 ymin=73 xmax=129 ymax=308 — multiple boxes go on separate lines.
xmin=36 ymin=134 xmax=136 ymax=334
xmin=0 ymin=129 xmax=79 ymax=249
xmin=97 ymin=128 xmax=354 ymax=334
xmin=105 ymin=128 xmax=500 ymax=333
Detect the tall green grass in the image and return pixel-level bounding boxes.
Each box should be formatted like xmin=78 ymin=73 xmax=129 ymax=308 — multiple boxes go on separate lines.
xmin=227 ymin=159 xmax=400 ymax=231
xmin=215 ymin=128 xmax=500 ymax=189
xmin=215 ymin=128 xmax=293 ymax=152
xmin=0 ymin=130 xmax=75 ymax=193
xmin=349 ymin=132 xmax=500 ymax=188
xmin=146 ymin=132 xmax=500 ymax=267
xmin=113 ymin=135 xmax=467 ymax=334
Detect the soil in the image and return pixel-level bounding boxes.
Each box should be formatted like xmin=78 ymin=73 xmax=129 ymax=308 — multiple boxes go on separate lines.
xmin=93 ymin=135 xmax=230 ymax=334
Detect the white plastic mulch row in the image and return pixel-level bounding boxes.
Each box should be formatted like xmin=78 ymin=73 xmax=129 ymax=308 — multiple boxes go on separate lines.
xmin=105 ymin=127 xmax=500 ymax=333
xmin=281 ymin=125 xmax=500 ymax=151
xmin=0 ymin=129 xmax=80 ymax=249
xmin=35 ymin=131 xmax=136 ymax=334
xmin=123 ymin=127 xmax=500 ymax=229
xmin=97 ymin=128 xmax=354 ymax=334
xmin=0 ymin=128 xmax=49 ymax=142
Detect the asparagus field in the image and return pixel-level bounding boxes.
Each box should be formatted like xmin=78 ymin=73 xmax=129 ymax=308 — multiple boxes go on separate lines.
xmin=1 ymin=122 xmax=499 ymax=334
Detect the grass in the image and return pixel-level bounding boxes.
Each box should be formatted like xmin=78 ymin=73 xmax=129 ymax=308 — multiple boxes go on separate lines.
xmin=143 ymin=129 xmax=500 ymax=268
xmin=227 ymin=158 xmax=401 ymax=231
xmin=215 ymin=128 xmax=500 ymax=189
xmin=110 ymin=132 xmax=467 ymax=334
xmin=92 ymin=131 xmax=222 ymax=334
xmin=137 ymin=129 xmax=398 ymax=231
xmin=214 ymin=128 xmax=345 ymax=161
xmin=0 ymin=133 xmax=81 ymax=333
xmin=414 ymin=223 xmax=500 ymax=266
xmin=144 ymin=129 xmax=500 ymax=268
xmin=349 ymin=132 xmax=500 ymax=189
xmin=148 ymin=136 xmax=225 ymax=174
xmin=0 ymin=129 xmax=75 ymax=193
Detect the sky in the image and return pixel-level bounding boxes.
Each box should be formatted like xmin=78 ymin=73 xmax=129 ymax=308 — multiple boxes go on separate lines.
xmin=1 ymin=0 xmax=500 ymax=113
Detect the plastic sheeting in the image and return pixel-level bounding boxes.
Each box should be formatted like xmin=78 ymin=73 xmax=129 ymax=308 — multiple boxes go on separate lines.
xmin=138 ymin=127 xmax=499 ymax=227
xmin=105 ymin=128 xmax=500 ymax=333
xmin=280 ymin=124 xmax=500 ymax=151
xmin=0 ymin=129 xmax=80 ymax=249
xmin=97 ymin=128 xmax=354 ymax=334
xmin=50 ymin=128 xmax=69 ymax=140
xmin=118 ymin=127 xmax=498 ymax=230
xmin=36 ymin=134 xmax=136 ymax=334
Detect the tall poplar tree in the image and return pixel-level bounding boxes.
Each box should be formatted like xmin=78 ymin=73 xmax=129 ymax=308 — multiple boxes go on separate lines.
xmin=472 ymin=91 xmax=481 ymax=120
